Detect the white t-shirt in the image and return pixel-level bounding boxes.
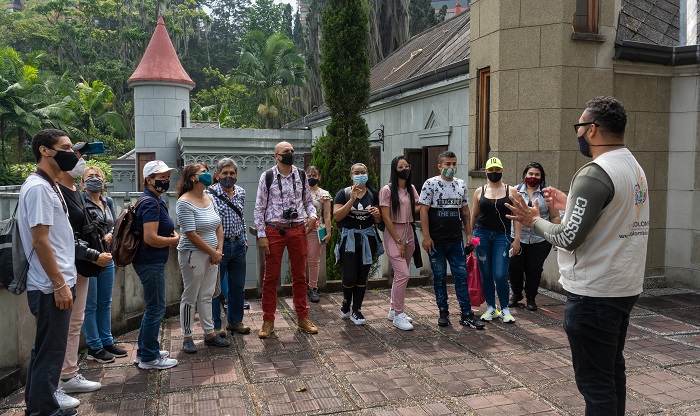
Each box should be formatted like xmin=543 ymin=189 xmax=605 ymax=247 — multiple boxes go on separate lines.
xmin=18 ymin=174 xmax=76 ymax=294
xmin=418 ymin=176 xmax=469 ymax=245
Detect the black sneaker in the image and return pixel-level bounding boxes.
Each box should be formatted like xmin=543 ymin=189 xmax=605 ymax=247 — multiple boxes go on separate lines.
xmin=57 ymin=409 xmax=78 ymax=416
xmin=307 ymin=287 xmax=320 ymax=303
xmin=526 ymin=298 xmax=538 ymax=311
xmin=340 ymin=299 xmax=351 ymax=318
xmin=508 ymin=294 xmax=523 ymax=308
xmin=204 ymin=335 xmax=231 ymax=347
xmin=86 ymin=348 xmax=115 ymax=363
xmin=350 ymin=310 xmax=366 ymax=325
xmin=459 ymin=312 xmax=485 ymax=329
xmin=438 ymin=309 xmax=450 ymax=327
xmin=243 ymin=300 xmax=251 ymax=310
xmin=103 ymin=344 xmax=128 ymax=358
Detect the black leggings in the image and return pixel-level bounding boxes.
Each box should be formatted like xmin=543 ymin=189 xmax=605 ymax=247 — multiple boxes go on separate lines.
xmin=340 ymin=233 xmax=377 ymax=311
xmin=508 ymin=240 xmax=552 ymax=299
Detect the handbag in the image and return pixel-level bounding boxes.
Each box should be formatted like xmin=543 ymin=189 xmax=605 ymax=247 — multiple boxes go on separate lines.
xmin=467 ymin=253 xmax=486 ymax=307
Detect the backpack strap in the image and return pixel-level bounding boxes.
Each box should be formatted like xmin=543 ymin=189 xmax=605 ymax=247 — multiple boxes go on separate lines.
xmin=210 ymin=189 xmax=244 ymax=220
xmin=264 ymin=169 xmax=274 ymax=223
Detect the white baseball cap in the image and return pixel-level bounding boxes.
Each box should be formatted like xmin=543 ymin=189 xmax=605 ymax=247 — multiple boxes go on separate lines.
xmin=143 ymin=160 xmax=177 ymax=178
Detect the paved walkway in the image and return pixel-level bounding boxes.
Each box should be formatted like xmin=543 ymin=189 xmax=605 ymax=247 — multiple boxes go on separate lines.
xmin=3 ymin=286 xmax=700 ymax=415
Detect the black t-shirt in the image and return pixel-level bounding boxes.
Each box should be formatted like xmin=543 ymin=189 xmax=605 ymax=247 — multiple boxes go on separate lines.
xmin=334 ymin=188 xmax=376 ymax=229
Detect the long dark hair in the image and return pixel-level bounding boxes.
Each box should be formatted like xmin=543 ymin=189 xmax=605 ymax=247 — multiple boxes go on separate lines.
xmin=521 ymin=162 xmax=546 ymax=189
xmin=177 ymin=162 xmax=208 ymax=198
xmin=389 ymin=155 xmax=415 ymax=217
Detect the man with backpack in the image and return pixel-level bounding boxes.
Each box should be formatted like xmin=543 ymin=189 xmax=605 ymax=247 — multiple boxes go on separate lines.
xmin=18 ymin=129 xmax=79 ymax=416
xmin=253 ymin=141 xmax=318 ymax=338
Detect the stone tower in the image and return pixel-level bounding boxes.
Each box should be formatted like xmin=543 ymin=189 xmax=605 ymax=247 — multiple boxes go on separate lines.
xmin=127 ymin=16 xmax=195 ymax=189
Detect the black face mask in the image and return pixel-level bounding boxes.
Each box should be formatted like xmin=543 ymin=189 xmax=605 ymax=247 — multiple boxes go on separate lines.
xmin=577 ymin=131 xmax=592 ymax=157
xmin=151 ymin=179 xmax=170 ymax=193
xmin=278 ymin=152 xmax=294 ymax=166
xmin=487 ymin=172 xmax=502 ymax=183
xmin=52 ymin=149 xmax=80 ymax=172
xmin=397 ymin=169 xmax=411 ymax=180
xmin=219 ymin=176 xmax=237 ymax=189
xmin=308 ymin=178 xmax=319 ymax=187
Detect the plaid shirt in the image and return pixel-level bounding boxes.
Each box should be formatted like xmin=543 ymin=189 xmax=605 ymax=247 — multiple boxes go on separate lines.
xmin=207 ymin=183 xmax=246 ymax=240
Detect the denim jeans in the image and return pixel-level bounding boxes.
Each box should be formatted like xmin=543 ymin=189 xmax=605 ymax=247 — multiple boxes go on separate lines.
xmin=213 ymin=239 xmax=247 ymax=328
xmin=133 ymin=262 xmax=167 ymax=363
xmin=429 ymin=242 xmax=471 ymax=313
xmin=83 ymin=260 xmax=116 ymax=350
xmin=564 ymin=293 xmax=639 ymax=416
xmin=25 ymin=289 xmax=73 ymax=416
xmin=474 ymin=228 xmax=512 ymax=310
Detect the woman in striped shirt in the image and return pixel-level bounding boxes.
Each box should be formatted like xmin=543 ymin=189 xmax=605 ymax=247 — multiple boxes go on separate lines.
xmin=176 ymin=163 xmax=229 ymax=353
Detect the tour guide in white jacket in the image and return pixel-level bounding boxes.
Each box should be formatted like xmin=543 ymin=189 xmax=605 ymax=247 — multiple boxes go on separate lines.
xmin=506 ymin=96 xmax=650 ymax=416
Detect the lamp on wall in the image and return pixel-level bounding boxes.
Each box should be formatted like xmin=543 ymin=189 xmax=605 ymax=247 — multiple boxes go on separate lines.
xmin=368 ymin=124 xmax=385 ymax=151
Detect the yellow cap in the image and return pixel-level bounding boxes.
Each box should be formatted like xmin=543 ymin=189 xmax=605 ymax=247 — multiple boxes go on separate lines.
xmin=485 ymin=157 xmax=503 ymax=170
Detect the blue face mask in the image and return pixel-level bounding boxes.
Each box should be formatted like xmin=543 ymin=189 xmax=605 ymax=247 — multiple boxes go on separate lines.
xmin=198 ymin=172 xmax=213 ymax=186
xmin=353 ymin=174 xmax=368 ymax=186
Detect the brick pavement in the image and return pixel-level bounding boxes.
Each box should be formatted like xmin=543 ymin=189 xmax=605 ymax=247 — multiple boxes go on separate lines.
xmin=3 ymin=286 xmax=700 ymax=415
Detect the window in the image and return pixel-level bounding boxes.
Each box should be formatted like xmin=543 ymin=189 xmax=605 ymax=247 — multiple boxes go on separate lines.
xmin=573 ymin=0 xmax=599 ymax=34
xmin=476 ymin=67 xmax=490 ymax=170
xmin=370 ymin=146 xmax=382 ymax=186
xmin=181 ymin=109 xmax=187 ymax=127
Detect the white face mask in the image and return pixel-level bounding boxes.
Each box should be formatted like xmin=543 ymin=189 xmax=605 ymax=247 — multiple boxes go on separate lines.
xmin=68 ymin=157 xmax=86 ymax=179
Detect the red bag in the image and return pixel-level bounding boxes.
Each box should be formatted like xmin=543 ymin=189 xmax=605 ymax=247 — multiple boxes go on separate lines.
xmin=467 ymin=253 xmax=485 ymax=307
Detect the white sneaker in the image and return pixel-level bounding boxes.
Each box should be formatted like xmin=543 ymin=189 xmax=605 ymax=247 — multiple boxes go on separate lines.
xmin=393 ymin=313 xmax=414 ymax=331
xmin=54 ymin=388 xmax=80 ymax=409
xmin=481 ymin=306 xmax=501 ymax=321
xmin=138 ymin=356 xmax=178 ymax=370
xmin=134 ymin=350 xmax=169 ymax=364
xmin=387 ymin=309 xmax=413 ymax=323
xmin=58 ymin=374 xmax=101 ymax=393
xmin=501 ymin=308 xmax=516 ymax=323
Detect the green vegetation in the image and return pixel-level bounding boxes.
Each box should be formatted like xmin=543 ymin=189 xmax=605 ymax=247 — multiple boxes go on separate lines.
xmin=311 ymin=0 xmax=375 ymax=280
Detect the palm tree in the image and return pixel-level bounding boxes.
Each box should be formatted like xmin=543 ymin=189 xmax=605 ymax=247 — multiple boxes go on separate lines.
xmin=226 ymin=31 xmax=306 ymax=128
xmin=66 ymin=78 xmax=126 ymax=141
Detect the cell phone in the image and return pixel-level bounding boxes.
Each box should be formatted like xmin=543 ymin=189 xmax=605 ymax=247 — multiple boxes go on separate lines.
xmin=509 ymin=248 xmax=515 ymax=257
xmin=317 ymin=227 xmax=327 ymax=244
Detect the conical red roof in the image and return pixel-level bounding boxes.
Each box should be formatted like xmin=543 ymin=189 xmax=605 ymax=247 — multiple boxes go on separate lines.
xmin=128 ymin=17 xmax=195 ymax=87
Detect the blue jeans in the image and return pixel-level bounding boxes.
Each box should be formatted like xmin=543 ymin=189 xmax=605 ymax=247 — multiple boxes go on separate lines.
xmin=212 ymin=239 xmax=247 ymax=328
xmin=564 ymin=293 xmax=639 ymax=416
xmin=133 ymin=262 xmax=166 ymax=363
xmin=83 ymin=261 xmax=115 ymax=350
xmin=474 ymin=228 xmax=512 ymax=309
xmin=429 ymin=242 xmax=471 ymax=313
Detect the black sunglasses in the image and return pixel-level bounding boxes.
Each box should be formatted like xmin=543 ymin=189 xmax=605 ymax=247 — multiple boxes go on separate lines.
xmin=573 ymin=122 xmax=598 ymax=133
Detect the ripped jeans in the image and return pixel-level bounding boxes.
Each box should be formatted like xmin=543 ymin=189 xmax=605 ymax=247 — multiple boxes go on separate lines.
xmin=474 ymin=228 xmax=512 ymax=310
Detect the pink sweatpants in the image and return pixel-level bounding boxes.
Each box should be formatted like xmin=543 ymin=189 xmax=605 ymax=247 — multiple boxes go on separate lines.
xmin=306 ymin=230 xmax=322 ymax=289
xmin=386 ymin=223 xmax=415 ymax=315
xmin=61 ymin=275 xmax=88 ymax=379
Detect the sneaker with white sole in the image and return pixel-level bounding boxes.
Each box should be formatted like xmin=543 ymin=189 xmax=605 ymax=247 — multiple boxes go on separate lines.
xmin=393 ymin=313 xmax=414 ymax=331
xmin=86 ymin=348 xmax=115 ymax=363
xmin=501 ymin=308 xmax=516 ymax=323
xmin=387 ymin=309 xmax=413 ymax=323
xmin=58 ymin=374 xmax=101 ymax=393
xmin=54 ymin=388 xmax=80 ymax=409
xmin=340 ymin=299 xmax=351 ymax=318
xmin=481 ymin=307 xmax=501 ymax=321
xmin=349 ymin=310 xmax=366 ymax=325
xmin=138 ymin=356 xmax=178 ymax=370
xmin=134 ymin=350 xmax=169 ymax=364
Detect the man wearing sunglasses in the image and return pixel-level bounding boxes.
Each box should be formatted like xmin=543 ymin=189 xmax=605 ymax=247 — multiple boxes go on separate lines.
xmin=506 ymin=96 xmax=649 ymax=416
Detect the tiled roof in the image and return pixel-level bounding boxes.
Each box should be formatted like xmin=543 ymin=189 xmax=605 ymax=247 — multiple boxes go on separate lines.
xmin=128 ymin=16 xmax=195 ymax=87
xmin=370 ymin=9 xmax=469 ymax=92
xmin=616 ymin=0 xmax=680 ymax=46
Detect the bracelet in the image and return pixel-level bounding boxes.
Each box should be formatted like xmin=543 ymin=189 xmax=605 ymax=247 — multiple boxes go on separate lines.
xmin=53 ymin=282 xmax=66 ymax=292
